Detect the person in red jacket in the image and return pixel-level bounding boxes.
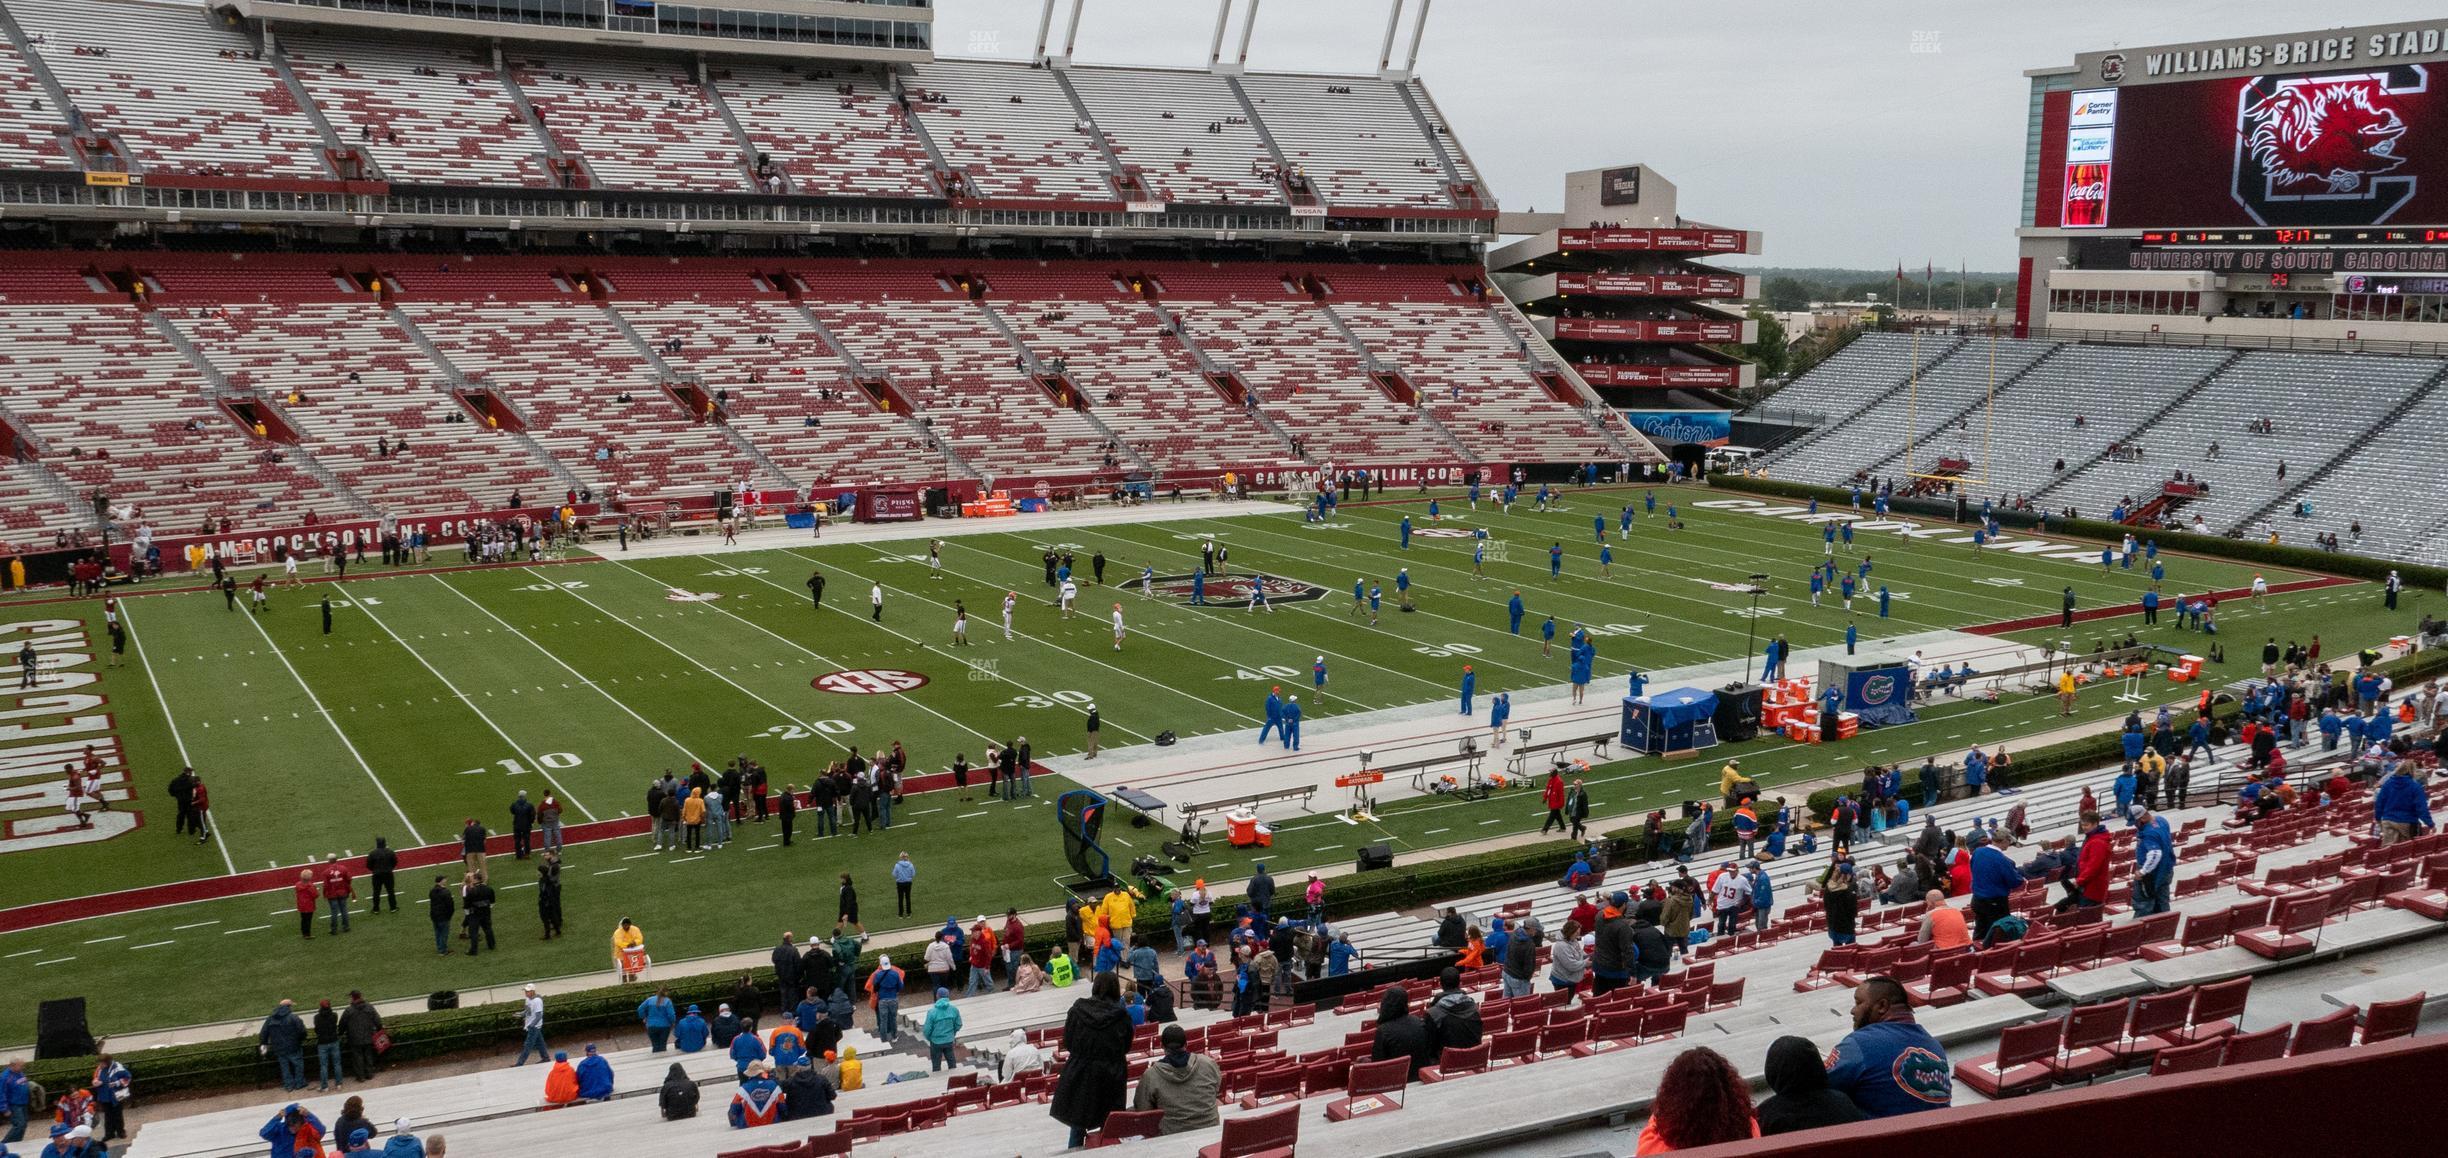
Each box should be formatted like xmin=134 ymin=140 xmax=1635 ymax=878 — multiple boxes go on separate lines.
xmin=294 ymin=871 xmax=319 ymax=938
xmin=2073 ymin=811 xmax=2112 ymax=908
xmin=1540 ymin=769 xmax=1568 ymax=835
xmin=190 ymin=776 xmax=213 ymax=844
xmin=320 ymin=855 xmax=355 ymax=936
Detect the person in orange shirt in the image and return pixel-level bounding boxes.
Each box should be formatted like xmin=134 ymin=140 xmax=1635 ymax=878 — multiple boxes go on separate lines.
xmin=542 ymin=1051 xmax=580 ymax=1105
xmin=1456 ymin=925 xmax=1489 ymax=969
xmin=1914 ymin=891 xmax=1971 ymax=950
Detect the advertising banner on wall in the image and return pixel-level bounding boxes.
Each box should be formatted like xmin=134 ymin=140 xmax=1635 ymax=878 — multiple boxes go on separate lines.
xmin=1617 ymin=410 xmax=1732 ymax=446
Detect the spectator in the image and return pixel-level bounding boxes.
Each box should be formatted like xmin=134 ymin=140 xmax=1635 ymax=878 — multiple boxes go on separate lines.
xmin=2072 ymin=810 xmax=2113 ymax=910
xmin=1631 ymin=901 xmax=1672 ymax=985
xmin=312 ymin=1000 xmax=343 ymax=1091
xmin=673 ymin=1005 xmax=710 ymax=1053
xmin=1967 ymin=830 xmax=2022 ymax=940
xmin=574 ymin=1045 xmax=613 ymax=1103
xmin=636 ymin=987 xmax=677 ymax=1053
xmin=1755 ymin=1035 xmax=1867 ymax=1136
xmin=1825 ymin=976 xmax=1952 ymax=1117
xmin=1049 ymin=972 xmax=1132 ymax=1149
xmin=726 ymin=1016 xmax=767 ymax=1076
xmin=2132 ymin=808 xmax=2176 ymax=917
xmin=1915 ymin=891 xmax=1970 ymax=950
xmin=541 ymin=1052 xmax=579 ymax=1106
xmin=2375 ymin=765 xmax=2436 ymax=845
xmin=1590 ymin=892 xmax=1635 ymax=994
xmin=1635 ymin=1047 xmax=1756 ymax=1153
xmin=865 ymin=955 xmax=905 ymax=1045
xmin=259 ymin=1104 xmax=326 ymax=1158
xmin=1423 ymin=966 xmax=1484 ymax=1060
xmin=84 ymin=1054 xmax=128 ymax=1146
xmin=1370 ymin=986 xmax=1434 ymax=1080
xmin=1548 ymin=919 xmax=1588 ymax=993
xmin=727 ymin=1061 xmax=786 ymax=1128
xmin=656 ymin=1062 xmax=698 ymax=1120
xmin=339 ymin=992 xmax=383 ymax=1082
xmin=1130 ymin=1024 xmax=1222 ymax=1135
xmin=3 ymin=1056 xmax=30 ymax=1144
xmin=920 ymin=988 xmax=963 ymax=1073
xmin=380 ymin=1117 xmax=425 ymax=1158
xmin=1500 ymin=917 xmax=1542 ymax=998
xmin=999 ymin=1029 xmax=1045 ymax=1084
xmin=776 ymin=1060 xmax=834 ymax=1122
xmin=260 ymin=999 xmax=309 ymax=1091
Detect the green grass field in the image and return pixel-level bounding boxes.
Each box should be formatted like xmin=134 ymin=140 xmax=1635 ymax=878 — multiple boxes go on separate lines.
xmin=0 ymin=484 xmax=2420 ymax=1042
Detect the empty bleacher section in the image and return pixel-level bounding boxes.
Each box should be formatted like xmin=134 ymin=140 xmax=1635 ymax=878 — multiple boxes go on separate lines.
xmin=2038 ymin=352 xmax=2445 ymax=529
xmin=606 ymin=268 xmax=954 ymax=487
xmin=0 ymin=35 xmax=69 ymax=170
xmin=905 ymin=58 xmax=1114 ymax=201
xmin=713 ymin=61 xmax=934 ymax=198
xmin=0 ymin=280 xmax=340 ymax=529
xmin=1333 ymin=299 xmax=1618 ymax=462
xmin=2284 ymin=386 xmax=2448 ymax=564
xmin=1154 ymin=265 xmax=1457 ymax=462
xmin=1234 ymin=74 xmax=1457 ymax=208
xmin=1062 ymin=66 xmax=1279 ymax=205
xmin=1772 ymin=337 xmax=2059 ymax=486
xmin=8 ymin=0 xmax=331 ymax=177
xmin=394 ymin=269 xmax=755 ymax=500
xmin=1898 ymin=343 xmax=2234 ymax=506
xmin=983 ymin=265 xmax=1298 ymax=470
xmin=150 ymin=260 xmax=552 ymax=513
xmin=279 ymin=32 xmax=546 ymax=188
xmin=1760 ymin=333 xmax=1963 ymax=466
xmin=801 ymin=265 xmax=1115 ymax=478
xmin=509 ymin=51 xmax=746 ymax=193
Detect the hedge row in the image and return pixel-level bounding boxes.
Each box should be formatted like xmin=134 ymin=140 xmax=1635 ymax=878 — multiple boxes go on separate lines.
xmin=1705 ymin=475 xmax=2448 ymax=591
xmin=27 ymin=830 xmax=1651 ymax=1099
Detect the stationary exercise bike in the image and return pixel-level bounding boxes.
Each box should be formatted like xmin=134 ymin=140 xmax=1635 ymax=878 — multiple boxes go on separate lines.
xmin=1162 ymin=815 xmax=1207 ymax=864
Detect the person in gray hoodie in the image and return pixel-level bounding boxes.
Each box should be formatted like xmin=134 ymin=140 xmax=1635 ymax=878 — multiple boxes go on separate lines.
xmin=1129 ymin=1024 xmax=1221 ymax=1135
xmin=1500 ymin=917 xmax=1544 ymax=998
xmin=1547 ymin=919 xmax=1588 ymax=993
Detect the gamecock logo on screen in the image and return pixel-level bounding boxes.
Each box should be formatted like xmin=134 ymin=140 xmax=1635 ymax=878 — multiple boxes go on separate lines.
xmin=2231 ymin=67 xmax=2425 ymax=225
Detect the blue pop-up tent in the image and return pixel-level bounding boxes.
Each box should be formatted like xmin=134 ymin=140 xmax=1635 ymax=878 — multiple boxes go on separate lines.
xmin=1621 ymin=686 xmax=1721 ymax=754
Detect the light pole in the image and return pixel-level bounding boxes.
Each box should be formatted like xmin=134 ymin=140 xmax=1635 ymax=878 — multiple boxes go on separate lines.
xmin=1739 ymin=573 xmax=1771 ymax=684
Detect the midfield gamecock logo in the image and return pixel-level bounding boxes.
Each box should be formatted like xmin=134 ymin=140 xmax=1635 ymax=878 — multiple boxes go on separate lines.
xmin=1148 ymin=572 xmax=1328 ymax=606
xmin=2232 ymin=66 xmax=2425 ymax=225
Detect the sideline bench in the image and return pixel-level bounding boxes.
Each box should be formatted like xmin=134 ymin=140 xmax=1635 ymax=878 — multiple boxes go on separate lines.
xmin=1179 ymin=786 xmax=1317 ymax=826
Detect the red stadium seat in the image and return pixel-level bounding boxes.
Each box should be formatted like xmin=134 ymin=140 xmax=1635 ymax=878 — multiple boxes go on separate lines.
xmin=1198 ymin=1104 xmax=1300 ymax=1158
xmin=1954 ymin=1020 xmax=2058 ymax=1099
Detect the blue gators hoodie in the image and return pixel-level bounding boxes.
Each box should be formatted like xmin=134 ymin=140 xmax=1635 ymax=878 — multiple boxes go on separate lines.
xmin=1824 ymin=1013 xmax=1953 ymax=1118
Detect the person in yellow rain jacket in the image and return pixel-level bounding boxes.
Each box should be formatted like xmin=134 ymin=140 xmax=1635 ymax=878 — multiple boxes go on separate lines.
xmin=836 ymin=1047 xmax=862 ymax=1092
xmin=612 ymin=918 xmax=646 ymax=982
xmin=1099 ymin=887 xmax=1137 ymax=940
xmin=681 ymin=788 xmax=709 ymax=852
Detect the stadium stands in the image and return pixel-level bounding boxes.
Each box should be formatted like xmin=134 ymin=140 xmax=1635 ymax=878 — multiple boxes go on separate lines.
xmin=2284 ymin=382 xmax=2448 ymax=564
xmin=1233 ymin=74 xmax=1459 ymax=208
xmin=1334 ymin=300 xmax=1623 ymax=462
xmin=1769 ymin=337 xmax=2058 ymax=487
xmin=981 ymin=265 xmax=1300 ymax=470
xmin=2037 ymin=352 xmax=2447 ymax=532
xmin=712 ymin=60 xmax=935 ymax=198
xmin=1061 ymin=66 xmax=1279 ymax=205
xmin=801 ymin=266 xmax=1115 ymax=478
xmin=9 ymin=0 xmax=333 ymax=177
xmin=509 ymin=51 xmax=748 ymax=193
xmin=904 ymin=58 xmax=1114 ymax=201
xmin=0 ymin=35 xmax=70 ymax=171
xmin=279 ymin=31 xmax=548 ymax=188
xmin=1759 ymin=333 xmax=1966 ymax=468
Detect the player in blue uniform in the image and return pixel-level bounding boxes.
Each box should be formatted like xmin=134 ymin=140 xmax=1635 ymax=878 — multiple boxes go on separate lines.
xmin=1458 ymin=665 xmax=1476 ymax=715
xmin=1399 ymin=515 xmax=1412 ymax=550
xmin=1508 ymin=591 xmax=1525 ymax=634
xmin=1366 ymin=582 xmax=1382 ymax=625
xmin=1598 ymin=544 xmax=1613 ymax=577
xmin=1312 ymin=656 xmax=1329 ymax=705
xmin=1258 ymin=686 xmax=1283 ymax=744
xmin=1548 ymin=543 xmax=1563 ymax=580
xmin=1280 ymin=695 xmax=1302 ymax=750
xmin=1541 ymin=614 xmax=1557 ymax=657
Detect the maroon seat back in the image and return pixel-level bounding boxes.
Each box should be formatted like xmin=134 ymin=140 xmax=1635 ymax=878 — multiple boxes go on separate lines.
xmin=1210 ymin=1104 xmax=1301 ymax=1158
xmin=2125 ymin=989 xmax=2191 ymax=1040
xmin=1436 ymin=1041 xmax=1490 ymax=1074
xmin=2288 ymin=1006 xmax=2358 ymax=1056
xmin=2360 ymin=993 xmax=2427 ymax=1044
xmin=2189 ymin=977 xmax=2252 ymax=1026
xmin=1346 ymin=1055 xmax=1411 ymax=1097
xmin=2062 ymin=1001 xmax=2126 ymax=1051
xmin=2222 ymin=1024 xmax=2291 ymax=1065
xmin=2182 ymin=908 xmax=2232 ymax=947
xmin=805 ymin=1131 xmax=851 ymax=1158
xmin=2149 ymin=1037 xmax=2225 ymax=1075
xmin=1094 ymin=1109 xmax=1165 ymax=1146
xmin=1993 ymin=1020 xmax=2060 ymax=1068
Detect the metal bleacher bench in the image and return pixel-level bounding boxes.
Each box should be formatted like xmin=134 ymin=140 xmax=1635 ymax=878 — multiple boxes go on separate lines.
xmin=1178 ymin=786 xmax=1317 ymax=825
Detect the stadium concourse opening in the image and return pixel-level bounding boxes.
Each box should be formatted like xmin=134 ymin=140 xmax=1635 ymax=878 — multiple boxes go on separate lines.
xmin=0 ymin=2 xmax=2443 ymax=1156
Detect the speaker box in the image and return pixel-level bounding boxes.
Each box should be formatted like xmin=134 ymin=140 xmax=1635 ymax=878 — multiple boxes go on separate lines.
xmin=714 ymin=489 xmax=735 ymax=517
xmin=1713 ymin=683 xmax=1765 ymax=743
xmin=1355 ymin=843 xmax=1395 ymax=872
xmin=35 ymin=997 xmax=94 ymax=1060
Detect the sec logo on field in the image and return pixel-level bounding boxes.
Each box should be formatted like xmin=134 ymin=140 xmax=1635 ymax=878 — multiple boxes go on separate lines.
xmin=813 ymin=669 xmax=930 ymax=695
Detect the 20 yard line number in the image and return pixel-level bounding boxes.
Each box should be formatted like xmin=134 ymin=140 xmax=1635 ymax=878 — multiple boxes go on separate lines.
xmin=758 ymin=721 xmax=857 ymax=741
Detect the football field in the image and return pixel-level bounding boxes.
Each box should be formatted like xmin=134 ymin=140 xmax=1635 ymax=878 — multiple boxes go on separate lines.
xmin=0 ymin=484 xmax=2412 ymax=1042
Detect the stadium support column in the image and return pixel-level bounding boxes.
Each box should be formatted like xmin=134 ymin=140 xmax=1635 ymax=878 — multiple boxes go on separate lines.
xmin=1236 ymin=0 xmax=1260 ymax=66
xmin=1403 ymin=0 xmax=1433 ymax=73
xmin=1209 ymin=0 xmax=1232 ymax=68
xmin=1034 ymin=0 xmax=1057 ymax=62
xmin=1378 ymin=0 xmax=1403 ymax=72
xmin=1062 ymin=0 xmax=1085 ymax=63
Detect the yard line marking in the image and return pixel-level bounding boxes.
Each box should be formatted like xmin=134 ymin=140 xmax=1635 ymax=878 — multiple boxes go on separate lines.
xmin=120 ymin=602 xmax=241 ymax=876
xmin=909 ymin=808 xmax=944 ymax=816
xmin=131 ymin=940 xmax=175 ymax=951
xmin=623 ymin=852 xmax=660 ymax=861
xmin=353 ymin=597 xmax=598 ymax=823
xmin=1424 ymin=828 xmax=1451 ymax=835
xmin=593 ymin=868 xmax=629 ymax=876
xmin=1479 ymin=818 xmax=1503 ymax=825
xmin=669 ymin=856 xmax=706 ymax=864
xmin=1208 ymin=863 xmax=1231 ymax=870
xmin=232 ymin=606 xmax=426 ymax=845
xmin=35 ymin=958 xmax=74 ymax=966
xmin=429 ymin=577 xmax=712 ymax=771
xmin=4 ymin=949 xmax=40 ymax=958
xmin=85 ymin=935 xmax=125 ymax=944
xmin=957 ymin=811 xmax=990 ymax=819
xmin=1314 ymin=845 xmax=1343 ymax=852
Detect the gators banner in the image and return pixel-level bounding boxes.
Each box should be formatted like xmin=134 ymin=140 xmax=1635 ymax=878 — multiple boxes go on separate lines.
xmin=1619 ymin=410 xmax=1731 ymax=447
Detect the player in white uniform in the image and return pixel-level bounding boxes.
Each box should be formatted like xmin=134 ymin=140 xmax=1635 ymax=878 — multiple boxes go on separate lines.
xmin=1059 ymin=578 xmax=1078 ymax=618
xmin=1002 ymin=591 xmax=1018 ymax=640
xmin=2250 ymin=572 xmax=2269 ymax=610
xmin=1140 ymin=563 xmax=1156 ymax=597
xmin=928 ymin=539 xmax=943 ymax=580
xmin=283 ymin=550 xmax=301 ymax=585
xmin=1111 ymin=604 xmax=1126 ymax=651
xmin=952 ymin=601 xmax=969 ymax=646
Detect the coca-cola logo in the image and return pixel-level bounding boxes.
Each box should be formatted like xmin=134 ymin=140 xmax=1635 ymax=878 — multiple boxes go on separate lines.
xmin=2066 ymin=181 xmax=2106 ymax=201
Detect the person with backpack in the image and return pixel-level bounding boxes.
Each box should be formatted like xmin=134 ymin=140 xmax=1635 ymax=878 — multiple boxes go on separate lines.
xmin=655 ymin=1062 xmax=698 ymax=1120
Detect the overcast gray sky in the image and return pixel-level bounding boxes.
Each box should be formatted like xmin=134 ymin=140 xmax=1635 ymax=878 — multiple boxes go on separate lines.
xmin=935 ymin=0 xmax=2443 ymax=270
